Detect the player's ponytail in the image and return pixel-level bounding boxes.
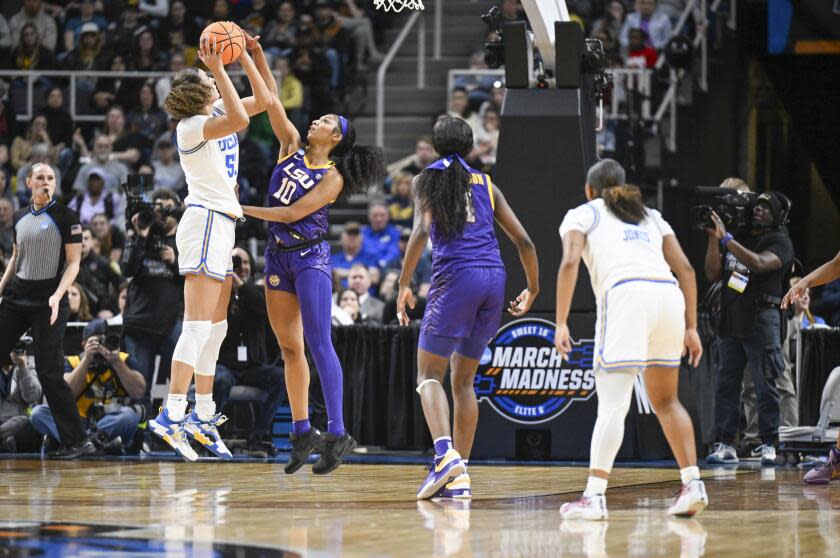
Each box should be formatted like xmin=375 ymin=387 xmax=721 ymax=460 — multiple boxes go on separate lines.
xmin=414 ymin=116 xmax=473 ymax=239
xmin=164 ymin=68 xmax=215 ymax=120
xmin=586 ymin=158 xmax=647 ymax=225
xmin=330 ymin=116 xmax=386 ymax=196
xmin=601 ymin=185 xmax=646 ymax=225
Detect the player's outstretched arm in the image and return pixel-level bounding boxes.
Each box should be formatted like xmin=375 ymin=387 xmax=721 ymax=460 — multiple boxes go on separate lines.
xmin=239 ymin=32 xmax=276 ymax=117
xmin=265 ymin=88 xmax=302 ymax=158
xmin=245 ymin=28 xmax=299 ymax=155
xmin=663 ymin=234 xmax=702 ymax=367
xmin=782 ymin=249 xmax=840 ymax=309
xmin=493 ymin=185 xmax=539 ymax=316
xmin=200 ymin=37 xmax=249 ymax=141
xmin=242 ymin=168 xmax=343 ymax=223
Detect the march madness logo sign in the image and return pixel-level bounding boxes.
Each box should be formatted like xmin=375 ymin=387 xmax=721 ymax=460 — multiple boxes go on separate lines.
xmin=475 ymin=318 xmax=597 ymax=424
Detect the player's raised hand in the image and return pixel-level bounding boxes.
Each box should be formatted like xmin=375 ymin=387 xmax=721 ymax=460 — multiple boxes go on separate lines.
xmin=781 ymin=280 xmax=808 ymax=310
xmin=198 ymin=35 xmax=223 ymax=70
xmin=554 ymin=323 xmax=572 ymax=361
xmin=396 ymin=286 xmax=415 ymax=326
xmin=683 ymin=328 xmax=703 ymax=368
xmin=243 ymin=30 xmax=262 ymax=52
xmin=508 ymin=288 xmax=535 ymax=316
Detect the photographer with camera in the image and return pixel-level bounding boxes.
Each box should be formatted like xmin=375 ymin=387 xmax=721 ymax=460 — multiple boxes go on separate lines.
xmin=703 ymin=190 xmax=794 ymax=466
xmin=0 ymin=163 xmax=94 ymax=459
xmin=0 ymin=337 xmax=44 ymax=453
xmin=121 ymin=186 xmax=183 ymax=403
xmin=30 ymin=319 xmax=146 ymax=452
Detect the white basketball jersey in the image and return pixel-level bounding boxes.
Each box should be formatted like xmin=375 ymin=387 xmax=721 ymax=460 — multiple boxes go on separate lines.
xmin=176 ymin=98 xmax=242 ymax=218
xmin=559 ymin=198 xmax=675 ymax=300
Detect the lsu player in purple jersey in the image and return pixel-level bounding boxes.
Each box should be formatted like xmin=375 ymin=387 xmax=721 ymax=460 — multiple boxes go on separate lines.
xmin=241 ymin=77 xmax=385 ymax=475
xmin=397 ymin=117 xmax=539 ymax=500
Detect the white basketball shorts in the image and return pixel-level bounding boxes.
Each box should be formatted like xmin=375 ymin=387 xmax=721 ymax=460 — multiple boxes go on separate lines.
xmin=594 ymin=277 xmax=685 ymax=370
xmin=176 ymin=204 xmax=236 ymax=282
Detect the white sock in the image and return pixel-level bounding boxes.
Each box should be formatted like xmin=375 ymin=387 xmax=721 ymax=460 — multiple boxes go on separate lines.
xmin=584 ymin=476 xmax=608 ymax=497
xmin=195 ymin=393 xmax=216 ymax=421
xmin=165 ymin=394 xmax=188 ymax=422
xmin=463 ymin=459 xmax=468 ymax=470
xmin=680 ymin=466 xmax=701 ymax=485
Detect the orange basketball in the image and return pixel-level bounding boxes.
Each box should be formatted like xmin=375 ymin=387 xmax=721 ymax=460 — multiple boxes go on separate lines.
xmin=199 ymin=21 xmax=245 ymax=65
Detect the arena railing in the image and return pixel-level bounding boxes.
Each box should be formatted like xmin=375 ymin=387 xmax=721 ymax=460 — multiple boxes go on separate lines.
xmin=375 ymin=0 xmax=443 ymax=148
xmin=447 ymin=67 xmax=655 ymax=120
xmin=0 ymin=69 xmax=276 ymax=124
xmin=446 ymin=0 xmax=736 ymax=153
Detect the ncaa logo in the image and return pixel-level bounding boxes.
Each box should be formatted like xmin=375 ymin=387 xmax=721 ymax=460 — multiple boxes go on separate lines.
xmin=475 ymin=318 xmax=596 ymax=424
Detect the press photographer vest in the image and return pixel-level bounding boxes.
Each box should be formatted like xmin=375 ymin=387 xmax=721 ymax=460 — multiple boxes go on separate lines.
xmin=66 ymin=353 xmax=129 ymax=419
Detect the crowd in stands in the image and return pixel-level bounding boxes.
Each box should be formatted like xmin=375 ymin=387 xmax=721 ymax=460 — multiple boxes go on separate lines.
xmin=0 ymin=0 xmax=398 ymax=456
xmin=0 ymin=0 xmax=386 ymax=206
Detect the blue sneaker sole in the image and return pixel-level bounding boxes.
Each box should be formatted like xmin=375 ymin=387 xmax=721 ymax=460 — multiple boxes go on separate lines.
xmin=705 ymin=457 xmax=738 ymax=465
xmin=184 ymin=427 xmax=233 ymax=461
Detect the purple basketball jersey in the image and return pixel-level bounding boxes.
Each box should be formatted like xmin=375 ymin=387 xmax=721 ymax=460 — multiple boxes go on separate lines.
xmin=428 ymin=162 xmax=504 ymax=278
xmin=267 ymin=148 xmax=334 ymax=246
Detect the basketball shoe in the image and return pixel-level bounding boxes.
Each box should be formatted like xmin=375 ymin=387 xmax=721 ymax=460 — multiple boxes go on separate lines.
xmin=149 ymin=408 xmax=198 ymax=462
xmin=417 ymin=449 xmax=466 ymax=499
xmin=432 ymin=473 xmax=472 ymax=500
xmin=705 ymin=443 xmax=739 ymax=464
xmin=667 ymin=480 xmax=709 ymax=517
xmin=560 ymin=494 xmax=608 ymax=520
xmin=285 ymin=428 xmax=322 ymax=474
xmin=753 ymin=444 xmax=777 ymax=466
xmin=184 ymin=412 xmax=233 ymax=460
xmin=803 ymin=447 xmax=840 ymax=484
xmin=313 ymin=432 xmax=357 ymax=475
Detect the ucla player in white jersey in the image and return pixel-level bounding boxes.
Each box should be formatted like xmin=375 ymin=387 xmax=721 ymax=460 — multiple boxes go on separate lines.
xmin=555 ymin=159 xmax=708 ymax=520
xmin=149 ymin=32 xmax=275 ymax=460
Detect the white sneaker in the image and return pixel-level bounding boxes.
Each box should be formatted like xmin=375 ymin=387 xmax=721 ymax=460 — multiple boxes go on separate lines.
xmin=756 ymin=444 xmax=777 ymax=466
xmin=705 ymin=443 xmax=739 ymax=464
xmin=667 ymin=480 xmax=709 ymax=517
xmin=560 ymin=494 xmax=608 ymax=520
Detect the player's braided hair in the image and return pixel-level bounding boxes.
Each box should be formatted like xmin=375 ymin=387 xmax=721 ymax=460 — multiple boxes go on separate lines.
xmin=414 ymin=116 xmax=473 ymax=239
xmin=328 ymin=116 xmax=387 ymax=197
xmin=586 ymin=158 xmax=647 ymax=225
xmin=164 ymin=68 xmax=215 ymax=120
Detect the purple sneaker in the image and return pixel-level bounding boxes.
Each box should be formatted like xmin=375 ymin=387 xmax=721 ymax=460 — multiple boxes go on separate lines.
xmin=432 ymin=473 xmax=471 ymax=500
xmin=803 ymin=448 xmax=840 ymax=485
xmin=417 ymin=449 xmax=466 ymax=500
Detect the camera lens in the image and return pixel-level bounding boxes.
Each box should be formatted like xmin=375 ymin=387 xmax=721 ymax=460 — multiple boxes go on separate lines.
xmin=138 ymin=208 xmax=155 ymax=229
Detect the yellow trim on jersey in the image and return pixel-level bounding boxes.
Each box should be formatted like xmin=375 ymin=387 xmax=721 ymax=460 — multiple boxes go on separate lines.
xmin=486 ymin=176 xmax=495 ymax=211
xmin=277 ymin=149 xmax=297 ymax=164
xmin=303 ymin=155 xmax=334 ymax=169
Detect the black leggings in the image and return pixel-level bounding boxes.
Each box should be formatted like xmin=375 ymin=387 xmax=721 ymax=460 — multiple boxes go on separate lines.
xmin=0 ymin=298 xmax=86 ymax=447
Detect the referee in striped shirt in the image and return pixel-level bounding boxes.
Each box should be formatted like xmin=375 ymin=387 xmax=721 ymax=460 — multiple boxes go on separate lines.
xmin=0 ymin=163 xmax=94 ymax=458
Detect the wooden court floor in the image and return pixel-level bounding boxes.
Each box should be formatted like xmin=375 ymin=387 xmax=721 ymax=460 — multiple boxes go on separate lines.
xmin=0 ymin=459 xmax=837 ymax=557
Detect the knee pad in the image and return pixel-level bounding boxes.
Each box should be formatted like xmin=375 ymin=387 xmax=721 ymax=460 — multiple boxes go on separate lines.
xmin=172 ymin=320 xmax=213 ymax=368
xmin=195 ymin=320 xmax=228 ymax=376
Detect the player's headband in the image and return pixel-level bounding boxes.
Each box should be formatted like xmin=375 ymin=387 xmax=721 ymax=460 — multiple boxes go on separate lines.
xmin=425 ymin=153 xmax=470 ymax=172
xmin=337 ymin=115 xmax=349 ymax=138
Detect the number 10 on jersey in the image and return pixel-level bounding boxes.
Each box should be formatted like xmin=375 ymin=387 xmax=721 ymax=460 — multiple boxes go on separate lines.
xmin=273 ymin=177 xmax=297 ymax=205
